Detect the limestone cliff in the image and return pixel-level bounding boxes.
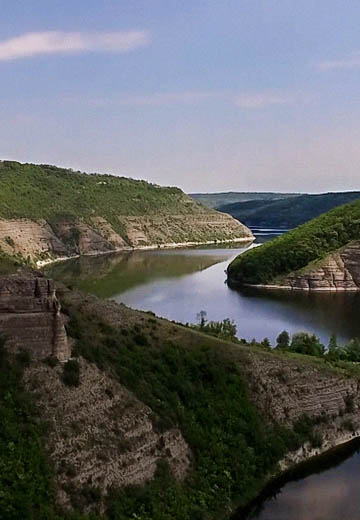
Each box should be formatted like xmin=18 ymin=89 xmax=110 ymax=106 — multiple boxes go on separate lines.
xmin=23 ymin=358 xmax=191 ymax=513
xmin=276 ymin=241 xmax=360 ymax=291
xmin=0 ymin=271 xmax=70 ymax=360
xmin=242 ymin=350 xmax=360 ymax=468
xmin=0 ymin=213 xmax=252 ymax=264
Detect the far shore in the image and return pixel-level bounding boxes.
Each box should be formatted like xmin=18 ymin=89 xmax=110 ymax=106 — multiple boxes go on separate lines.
xmin=36 ymin=235 xmax=255 ymax=268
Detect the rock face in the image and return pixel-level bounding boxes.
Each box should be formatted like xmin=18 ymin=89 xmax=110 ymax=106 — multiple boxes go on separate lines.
xmin=0 ymin=212 xmax=253 ymax=264
xmin=23 ymin=358 xmax=192 ymax=513
xmin=279 ymin=241 xmax=360 ymax=291
xmin=243 ymin=351 xmax=360 ymax=469
xmin=0 ymin=271 xmax=70 ymax=360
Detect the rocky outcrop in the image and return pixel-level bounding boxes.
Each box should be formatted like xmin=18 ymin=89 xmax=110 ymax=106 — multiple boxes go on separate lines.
xmin=244 ymin=351 xmax=360 ymax=469
xmin=0 ymin=213 xmax=253 ymax=264
xmin=23 ymin=357 xmax=192 ymax=513
xmin=279 ymin=241 xmax=360 ymax=291
xmin=0 ymin=271 xmax=70 ymax=361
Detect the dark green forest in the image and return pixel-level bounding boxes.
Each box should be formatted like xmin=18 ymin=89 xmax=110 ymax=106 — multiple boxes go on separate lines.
xmin=218 ymin=192 xmax=360 ymax=229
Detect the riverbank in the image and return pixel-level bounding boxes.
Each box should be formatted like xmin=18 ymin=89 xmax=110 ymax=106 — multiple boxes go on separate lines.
xmin=233 ymin=434 xmax=360 ymax=519
xmin=36 ymin=236 xmax=254 ymax=268
xmin=234 ymin=282 xmax=360 ymax=292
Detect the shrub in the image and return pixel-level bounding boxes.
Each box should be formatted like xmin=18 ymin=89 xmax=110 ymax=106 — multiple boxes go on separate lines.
xmin=62 ymin=359 xmax=80 ymax=387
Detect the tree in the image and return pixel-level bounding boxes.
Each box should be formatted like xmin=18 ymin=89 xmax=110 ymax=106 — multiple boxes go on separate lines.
xmin=276 ymin=330 xmax=290 ymax=349
xmin=261 ymin=337 xmax=271 ymax=350
xmin=290 ymin=332 xmax=324 ymax=357
xmin=196 ymin=310 xmax=207 ymax=328
xmin=344 ymin=338 xmax=360 ymax=362
xmin=327 ymin=333 xmax=340 ymax=361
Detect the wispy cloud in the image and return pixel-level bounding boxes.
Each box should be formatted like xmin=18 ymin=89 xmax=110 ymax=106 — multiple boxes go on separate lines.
xmin=235 ymin=92 xmax=292 ymax=109
xmin=78 ymin=90 xmax=301 ymax=109
xmin=318 ymin=52 xmax=360 ymax=70
xmin=86 ymin=91 xmax=216 ymax=107
xmin=0 ymin=31 xmax=150 ymax=61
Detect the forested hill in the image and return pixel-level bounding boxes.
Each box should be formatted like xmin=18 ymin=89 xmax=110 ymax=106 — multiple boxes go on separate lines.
xmin=189 ymin=191 xmax=299 ymax=209
xmin=218 ymin=192 xmax=360 ymax=229
xmin=0 ymin=161 xmax=252 ymax=263
xmin=227 ymin=199 xmax=360 ymax=286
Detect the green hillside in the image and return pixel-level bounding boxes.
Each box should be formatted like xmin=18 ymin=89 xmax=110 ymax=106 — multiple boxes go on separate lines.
xmin=190 ymin=191 xmax=299 ymax=209
xmin=218 ymin=192 xmax=360 ymax=229
xmin=0 ymin=161 xmax=208 ymax=224
xmin=227 ymin=199 xmax=360 ymax=285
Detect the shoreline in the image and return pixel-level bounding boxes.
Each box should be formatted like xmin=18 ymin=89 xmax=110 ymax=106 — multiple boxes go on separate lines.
xmin=36 ymin=236 xmax=254 ymax=268
xmin=227 ymin=277 xmax=360 ymax=292
xmin=232 ymin=431 xmax=360 ymax=519
xmin=240 ymin=282 xmax=360 ymax=292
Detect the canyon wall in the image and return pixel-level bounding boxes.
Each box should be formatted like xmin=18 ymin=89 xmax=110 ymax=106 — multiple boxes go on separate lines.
xmin=279 ymin=241 xmax=360 ymax=291
xmin=0 ymin=271 xmax=70 ymax=360
xmin=23 ymin=358 xmax=192 ymax=513
xmin=243 ymin=350 xmax=360 ymax=468
xmin=0 ymin=213 xmax=253 ymax=264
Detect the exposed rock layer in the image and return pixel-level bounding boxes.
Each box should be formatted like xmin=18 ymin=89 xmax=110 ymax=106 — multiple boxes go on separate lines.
xmin=280 ymin=241 xmax=360 ymax=291
xmin=0 ymin=271 xmax=69 ymax=360
xmin=243 ymin=351 xmax=360 ymax=468
xmin=0 ymin=212 xmax=253 ymax=263
xmin=23 ymin=358 xmax=191 ymax=513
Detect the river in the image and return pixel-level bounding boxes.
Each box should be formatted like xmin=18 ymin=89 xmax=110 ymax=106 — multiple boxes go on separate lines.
xmin=45 ymin=232 xmax=360 ymax=346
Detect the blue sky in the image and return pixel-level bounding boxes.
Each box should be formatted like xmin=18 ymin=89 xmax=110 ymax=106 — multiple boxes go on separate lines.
xmin=1 ymin=0 xmax=360 ymax=192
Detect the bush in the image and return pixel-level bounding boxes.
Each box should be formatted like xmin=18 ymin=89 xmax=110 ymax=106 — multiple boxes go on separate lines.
xmin=62 ymin=359 xmax=80 ymax=387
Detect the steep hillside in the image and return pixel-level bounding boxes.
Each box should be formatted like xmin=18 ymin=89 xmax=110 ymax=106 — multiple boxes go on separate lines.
xmin=227 ymin=199 xmax=360 ymax=287
xmin=189 ymin=191 xmax=299 ymax=209
xmin=0 ymin=161 xmax=252 ymax=263
xmin=218 ymin=192 xmax=360 ymax=229
xmin=2 ymin=272 xmax=360 ymax=519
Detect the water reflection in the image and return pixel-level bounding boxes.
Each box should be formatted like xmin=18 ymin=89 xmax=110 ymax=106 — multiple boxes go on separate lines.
xmin=45 ymin=238 xmax=360 ymax=345
xmin=237 ymin=440 xmax=360 ymax=520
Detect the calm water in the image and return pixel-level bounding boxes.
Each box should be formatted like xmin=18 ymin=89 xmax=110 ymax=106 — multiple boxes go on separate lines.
xmin=44 ymin=232 xmax=360 ymax=518
xmin=237 ymin=439 xmax=360 ymax=520
xmin=45 ymin=233 xmax=360 ymax=345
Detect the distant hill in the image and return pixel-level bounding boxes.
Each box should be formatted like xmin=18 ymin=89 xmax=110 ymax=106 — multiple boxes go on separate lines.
xmin=219 ymin=192 xmax=360 ymax=229
xmin=227 ymin=198 xmax=360 ymax=287
xmin=189 ymin=191 xmax=299 ymax=209
xmin=0 ymin=161 xmax=252 ymax=264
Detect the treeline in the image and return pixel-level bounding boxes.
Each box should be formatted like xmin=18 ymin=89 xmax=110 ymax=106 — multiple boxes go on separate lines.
xmin=227 ymin=199 xmax=360 ymax=285
xmin=274 ymin=330 xmax=360 ymax=363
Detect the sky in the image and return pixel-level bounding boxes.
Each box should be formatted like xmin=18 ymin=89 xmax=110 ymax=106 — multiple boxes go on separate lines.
xmin=1 ymin=1 xmax=360 ymax=193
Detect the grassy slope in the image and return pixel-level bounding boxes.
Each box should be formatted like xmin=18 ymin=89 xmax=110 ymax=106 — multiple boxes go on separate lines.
xmin=189 ymin=192 xmax=299 ymax=209
xmin=218 ymin=192 xmax=360 ymax=228
xmin=0 ymin=161 xmax=211 ymax=220
xmin=0 ymin=161 xmax=220 ymax=245
xmin=228 ymin=199 xmax=360 ymax=285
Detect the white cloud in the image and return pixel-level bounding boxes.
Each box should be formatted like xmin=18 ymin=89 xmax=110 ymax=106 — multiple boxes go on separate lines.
xmin=235 ymin=92 xmax=291 ymax=109
xmin=0 ymin=31 xmax=150 ymax=61
xmin=87 ymin=91 xmax=216 ymax=107
xmin=318 ymin=52 xmax=360 ymax=70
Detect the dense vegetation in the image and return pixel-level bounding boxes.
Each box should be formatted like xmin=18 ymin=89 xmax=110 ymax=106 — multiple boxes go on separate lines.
xmin=0 ymin=252 xmax=18 ymax=276
xmin=0 ymin=161 xmax=212 ymax=236
xmin=227 ymin=199 xmax=360 ymax=285
xmin=190 ymin=191 xmax=298 ymax=209
xmin=218 ymin=192 xmax=360 ymax=229
xmin=0 ymin=341 xmax=57 ymax=520
xmin=274 ymin=330 xmax=360 ymax=363
xmin=63 ymin=305 xmax=316 ymax=520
